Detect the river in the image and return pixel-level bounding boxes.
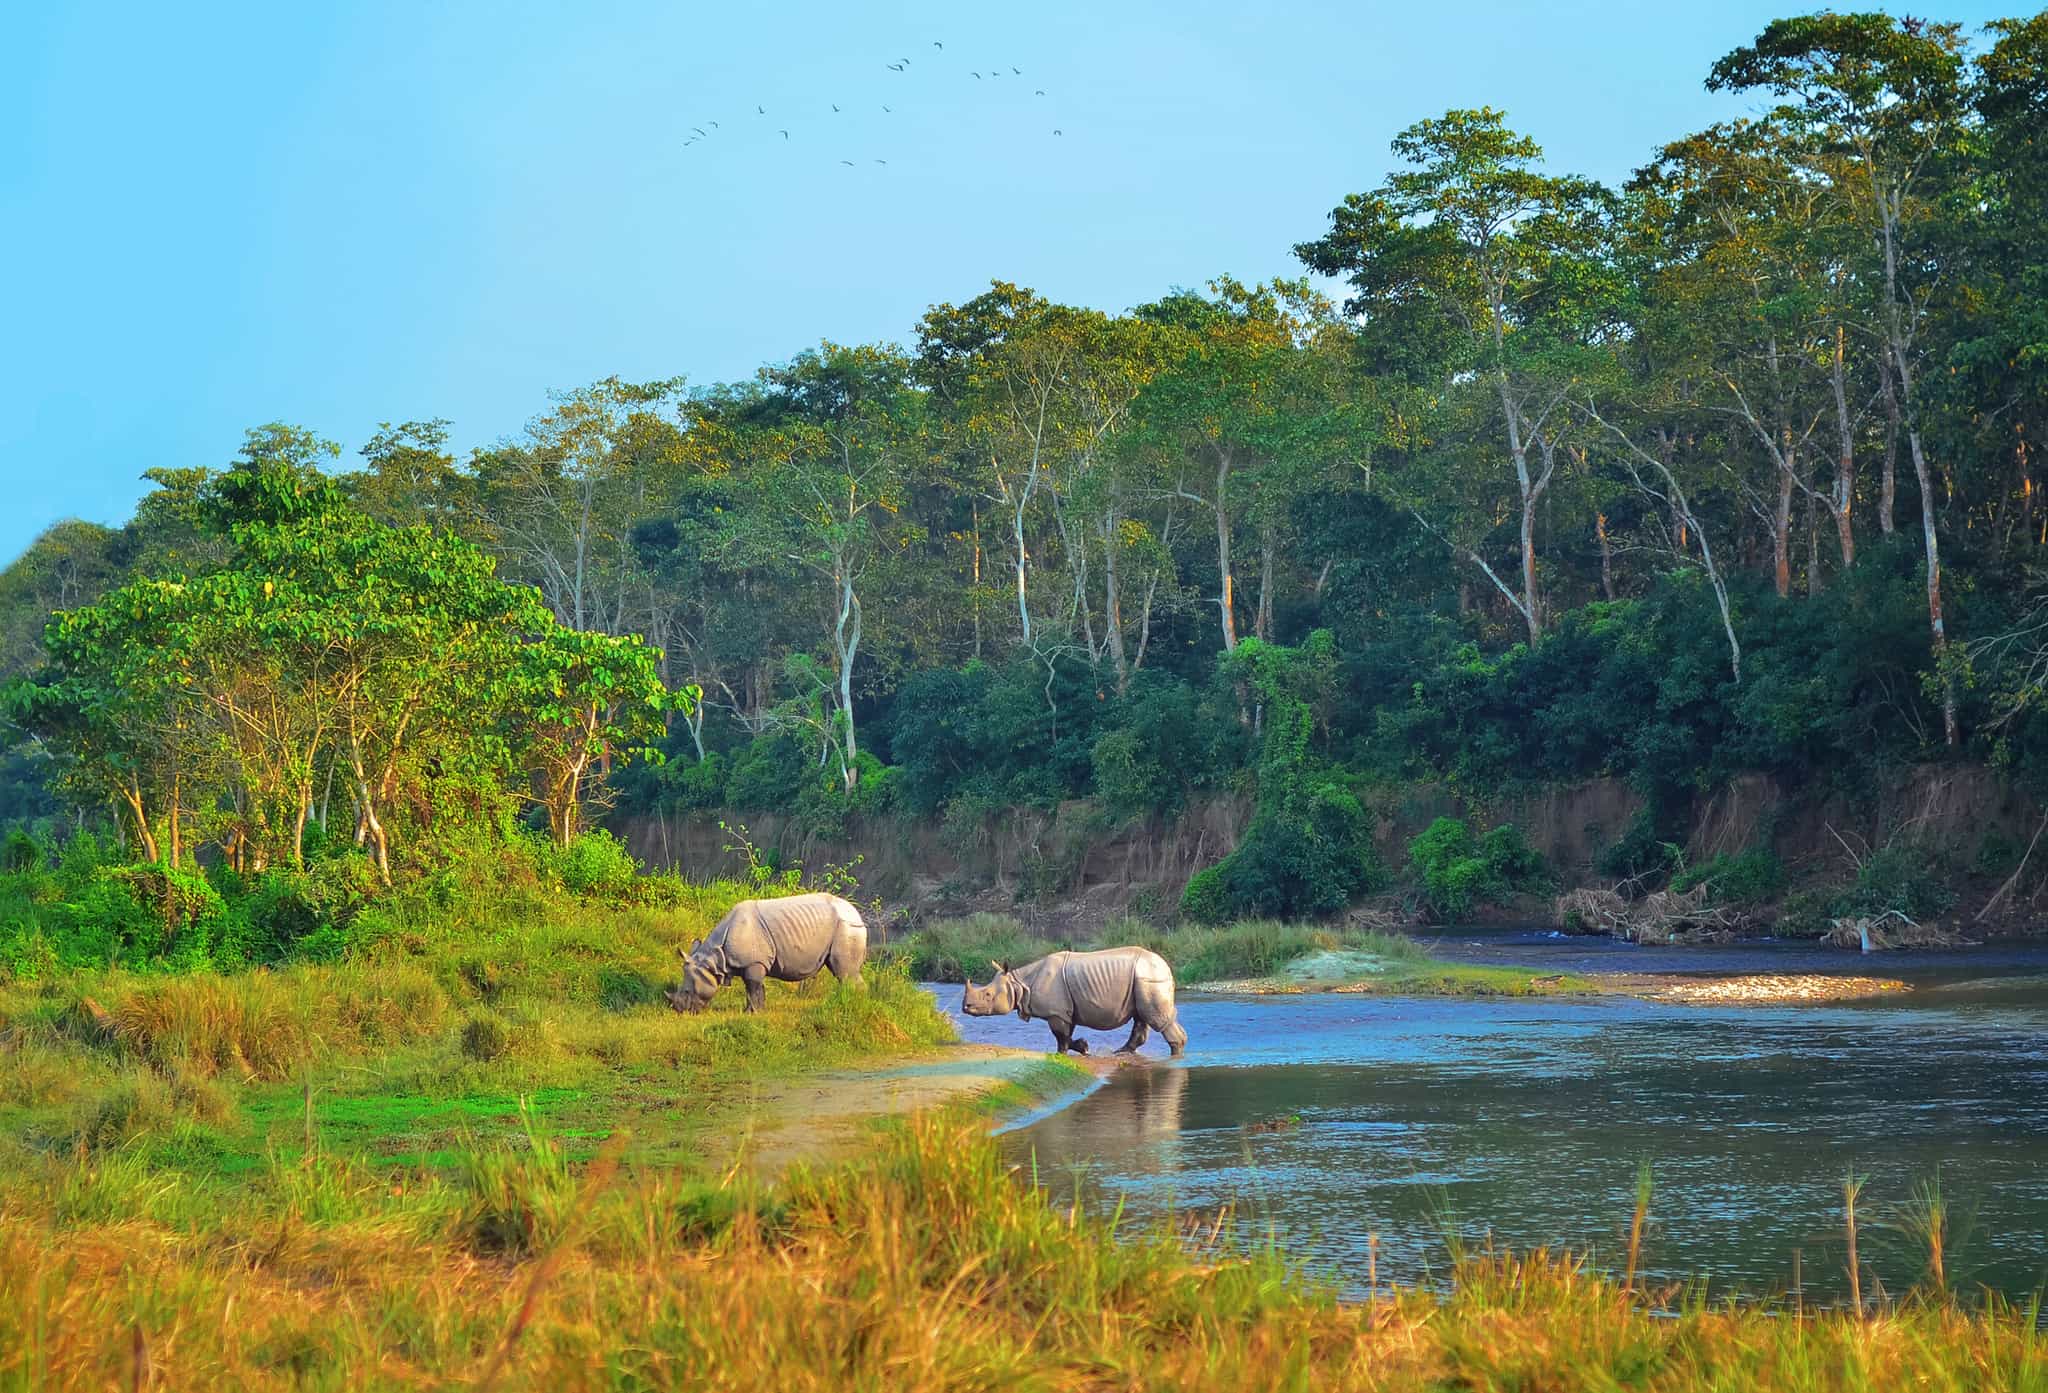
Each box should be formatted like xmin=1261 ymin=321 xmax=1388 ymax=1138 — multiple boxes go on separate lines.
xmin=930 ymin=930 xmax=2048 ymax=1304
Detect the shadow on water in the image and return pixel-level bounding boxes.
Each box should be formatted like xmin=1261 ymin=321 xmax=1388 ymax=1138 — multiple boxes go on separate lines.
xmin=929 ymin=962 xmax=2048 ymax=1303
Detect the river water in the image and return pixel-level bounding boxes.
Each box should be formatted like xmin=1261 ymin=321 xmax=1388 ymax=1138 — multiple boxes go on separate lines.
xmin=930 ymin=931 xmax=2048 ymax=1304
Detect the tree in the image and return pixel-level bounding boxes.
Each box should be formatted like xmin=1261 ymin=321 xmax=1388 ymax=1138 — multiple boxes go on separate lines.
xmin=470 ymin=378 xmax=687 ymax=636
xmin=1133 ymin=278 xmax=1338 ymax=655
xmin=351 ymin=419 xmax=467 ymax=532
xmin=1300 ymin=108 xmax=1620 ymax=642
xmin=1711 ymin=13 xmax=1973 ymax=744
xmin=514 ymin=623 xmax=677 ymax=846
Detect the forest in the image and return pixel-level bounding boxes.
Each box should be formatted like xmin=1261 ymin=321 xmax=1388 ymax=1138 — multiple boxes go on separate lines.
xmin=5 ymin=12 xmax=2048 ymax=948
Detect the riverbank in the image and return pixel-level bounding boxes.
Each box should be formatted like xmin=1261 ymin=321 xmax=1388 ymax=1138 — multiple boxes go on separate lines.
xmin=6 ymin=1108 xmax=2039 ymax=1391
xmin=887 ymin=914 xmax=1966 ymax=1003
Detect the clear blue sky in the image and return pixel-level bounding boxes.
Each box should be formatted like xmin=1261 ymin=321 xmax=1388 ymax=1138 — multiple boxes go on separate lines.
xmin=0 ymin=1 xmax=2015 ymax=564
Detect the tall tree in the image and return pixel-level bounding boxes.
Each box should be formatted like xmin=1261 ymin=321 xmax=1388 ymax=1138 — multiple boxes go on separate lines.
xmin=1300 ymin=108 xmax=1619 ymax=642
xmin=1712 ymin=13 xmax=1973 ymax=744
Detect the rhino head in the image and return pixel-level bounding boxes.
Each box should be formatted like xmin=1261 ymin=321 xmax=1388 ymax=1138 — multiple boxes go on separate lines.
xmin=960 ymin=962 xmax=1020 ymax=1017
xmin=667 ymin=940 xmax=721 ymax=1013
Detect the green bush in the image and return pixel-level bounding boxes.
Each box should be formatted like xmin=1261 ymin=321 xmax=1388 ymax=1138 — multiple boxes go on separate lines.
xmin=1775 ymin=844 xmax=1956 ymax=937
xmin=1178 ymin=865 xmax=1230 ymax=924
xmin=223 ymin=856 xmax=381 ymax=966
xmin=544 ymin=829 xmax=640 ymax=898
xmin=1841 ymin=845 xmax=1957 ymax=922
xmin=1670 ymin=848 xmax=1785 ymax=905
xmin=1407 ymin=818 xmax=1546 ymax=921
xmin=1 ymin=828 xmax=43 ymax=874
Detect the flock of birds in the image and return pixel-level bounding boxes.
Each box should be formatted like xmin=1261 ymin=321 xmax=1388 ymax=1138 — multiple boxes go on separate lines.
xmin=680 ymin=39 xmax=1061 ymax=168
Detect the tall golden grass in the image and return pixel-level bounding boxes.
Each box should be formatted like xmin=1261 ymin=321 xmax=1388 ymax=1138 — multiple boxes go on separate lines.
xmin=1 ymin=1114 xmax=2041 ymax=1392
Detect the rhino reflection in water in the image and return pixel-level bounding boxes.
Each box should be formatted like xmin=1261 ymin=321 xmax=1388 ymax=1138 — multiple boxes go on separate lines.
xmin=666 ymin=893 xmax=868 ymax=1014
xmin=1023 ymin=1059 xmax=1190 ymax=1174
xmin=962 ymin=947 xmax=1188 ymax=1057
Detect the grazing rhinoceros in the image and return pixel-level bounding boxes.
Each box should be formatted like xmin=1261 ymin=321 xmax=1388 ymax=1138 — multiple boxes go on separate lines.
xmin=666 ymin=892 xmax=868 ymax=1013
xmin=961 ymin=947 xmax=1187 ymax=1057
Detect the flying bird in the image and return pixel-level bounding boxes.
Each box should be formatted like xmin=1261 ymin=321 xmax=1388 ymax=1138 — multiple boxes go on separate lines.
xmin=708 ymin=120 xmax=719 ymax=128
xmin=757 ymin=105 xmax=766 ymax=114
xmin=839 ymin=159 xmax=854 ymax=166
xmin=1012 ymin=67 xmax=1021 ymax=74
xmin=971 ymin=71 xmax=981 ymax=78
xmin=1053 ymin=129 xmax=1062 ymax=136
xmin=883 ymin=105 xmax=892 ymax=113
xmin=832 ymin=104 xmax=841 ymax=112
xmin=887 ymin=62 xmax=905 ymax=70
xmin=1035 ymin=89 xmax=1045 ymax=96
xmin=691 ymin=126 xmax=707 ymax=136
xmin=779 ymin=129 xmax=790 ymax=139
xmin=933 ymin=40 xmax=943 ymax=49
xmin=874 ymin=159 xmax=887 ymax=165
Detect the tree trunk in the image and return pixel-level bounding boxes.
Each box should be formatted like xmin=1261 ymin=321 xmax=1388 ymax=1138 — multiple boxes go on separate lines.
xmin=120 ymin=782 xmax=160 ymax=865
xmin=1908 ymin=425 xmax=1959 ymax=746
xmin=1806 ymin=492 xmax=1822 ymax=598
xmin=1828 ymin=324 xmax=1857 ymax=569
xmin=1212 ymin=450 xmax=1238 ymax=652
xmin=834 ymin=563 xmax=863 ymax=791
xmin=1101 ymin=511 xmax=1129 ymax=692
xmin=1878 ymin=354 xmax=1900 ymax=536
xmin=970 ymin=502 xmax=984 ymax=660
xmin=1773 ymin=463 xmax=1794 ymax=599
xmin=1597 ymin=512 xmax=1615 ymax=601
xmin=1254 ymin=517 xmax=1275 ymax=643
xmin=1518 ymin=486 xmax=1542 ymax=643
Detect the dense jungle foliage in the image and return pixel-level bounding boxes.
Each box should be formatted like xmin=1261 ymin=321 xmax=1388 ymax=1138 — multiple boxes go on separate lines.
xmin=7 ymin=12 xmax=2048 ymax=935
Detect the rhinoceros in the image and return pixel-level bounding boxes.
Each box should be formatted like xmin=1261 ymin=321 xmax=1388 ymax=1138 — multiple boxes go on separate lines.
xmin=961 ymin=947 xmax=1187 ymax=1057
xmin=666 ymin=892 xmax=868 ymax=1013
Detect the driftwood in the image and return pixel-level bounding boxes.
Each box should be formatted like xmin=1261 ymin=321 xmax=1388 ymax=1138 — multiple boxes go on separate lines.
xmin=1554 ymin=884 xmax=1749 ymax=944
xmin=1820 ymin=910 xmax=1969 ymax=952
xmin=1342 ymin=906 xmax=1405 ymax=933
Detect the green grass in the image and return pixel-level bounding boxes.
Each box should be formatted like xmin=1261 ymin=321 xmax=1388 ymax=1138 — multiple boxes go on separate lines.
xmin=0 ymin=1110 xmax=2037 ymax=1391
xmin=0 ymin=873 xmax=961 ymax=1199
xmin=883 ymin=911 xmax=1076 ymax=983
xmin=889 ymin=914 xmax=1592 ymax=995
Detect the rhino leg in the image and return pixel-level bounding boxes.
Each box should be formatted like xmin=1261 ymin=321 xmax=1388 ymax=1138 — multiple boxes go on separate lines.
xmin=739 ymin=962 xmax=768 ymax=1013
xmin=1160 ymin=1017 xmax=1187 ymax=1057
xmin=1048 ymin=1020 xmax=1087 ymax=1055
xmin=1114 ymin=1019 xmax=1149 ymax=1054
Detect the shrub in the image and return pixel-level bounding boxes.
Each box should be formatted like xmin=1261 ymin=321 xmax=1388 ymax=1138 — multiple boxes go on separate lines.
xmin=1595 ymin=810 xmax=1683 ymax=882
xmin=1407 ymin=818 xmax=1546 ymax=921
xmin=1 ymin=828 xmax=43 ymax=874
xmin=546 ymin=829 xmax=641 ymax=898
xmin=460 ymin=1011 xmax=512 ymax=1062
xmin=77 ymin=863 xmax=227 ymax=968
xmin=223 ymin=856 xmax=380 ymax=967
xmin=1841 ymin=845 xmax=1957 ymax=922
xmin=1178 ymin=865 xmax=1230 ymax=925
xmin=1670 ymin=848 xmax=1785 ymax=905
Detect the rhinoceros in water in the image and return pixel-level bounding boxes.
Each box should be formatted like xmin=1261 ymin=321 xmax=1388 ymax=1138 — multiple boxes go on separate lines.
xmin=666 ymin=892 xmax=868 ymax=1013
xmin=961 ymin=947 xmax=1187 ymax=1057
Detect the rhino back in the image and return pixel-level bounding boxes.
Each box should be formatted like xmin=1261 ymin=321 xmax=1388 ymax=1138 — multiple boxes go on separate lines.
xmin=750 ymin=893 xmax=848 ymax=978
xmin=1057 ymin=949 xmax=1143 ymax=1030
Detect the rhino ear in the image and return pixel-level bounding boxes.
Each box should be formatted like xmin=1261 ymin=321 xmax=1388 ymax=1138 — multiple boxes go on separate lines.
xmin=992 ymin=960 xmax=1007 ymax=974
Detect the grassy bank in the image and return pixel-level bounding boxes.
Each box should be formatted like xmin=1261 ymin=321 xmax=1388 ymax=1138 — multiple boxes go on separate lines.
xmin=0 ymin=872 xmax=958 ymax=1187
xmin=2 ymin=1111 xmax=2037 ymax=1391
xmin=888 ymin=914 xmax=1591 ymax=996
